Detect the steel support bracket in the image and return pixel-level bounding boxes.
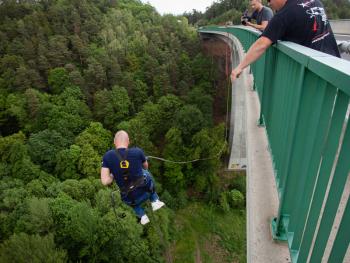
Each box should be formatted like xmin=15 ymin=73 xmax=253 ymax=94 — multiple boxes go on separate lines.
xmin=271 ymin=217 xmax=288 ymax=241
xmin=257 ymin=114 xmax=265 ymax=127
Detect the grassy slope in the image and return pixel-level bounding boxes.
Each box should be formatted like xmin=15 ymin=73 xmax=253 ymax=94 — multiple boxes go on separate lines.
xmin=169 ymin=202 xmax=246 ymax=263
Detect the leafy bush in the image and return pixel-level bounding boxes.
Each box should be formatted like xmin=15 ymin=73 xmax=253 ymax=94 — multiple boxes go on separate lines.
xmin=228 ymin=189 xmax=245 ymax=208
xmin=219 ymin=189 xmax=245 ymax=212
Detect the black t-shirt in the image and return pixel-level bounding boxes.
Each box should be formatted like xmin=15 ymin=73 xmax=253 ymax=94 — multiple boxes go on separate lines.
xmin=262 ymin=0 xmax=340 ymax=57
xmin=251 ymin=6 xmax=274 ymax=25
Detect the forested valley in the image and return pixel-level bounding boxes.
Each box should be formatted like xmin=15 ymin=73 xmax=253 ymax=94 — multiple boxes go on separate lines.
xmin=0 ymin=0 xmax=246 ymax=262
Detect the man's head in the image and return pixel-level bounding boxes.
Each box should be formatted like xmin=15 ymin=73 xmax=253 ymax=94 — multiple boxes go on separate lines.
xmin=250 ymin=0 xmax=263 ymax=12
xmin=114 ymin=130 xmax=129 ymax=148
xmin=267 ymin=0 xmax=287 ymax=11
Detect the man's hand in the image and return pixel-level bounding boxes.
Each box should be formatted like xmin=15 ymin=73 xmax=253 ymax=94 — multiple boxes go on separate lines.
xmin=142 ymin=160 xmax=149 ymax=170
xmin=246 ymin=21 xmax=254 ymax=28
xmin=101 ymin=167 xmax=113 ymax=185
xmin=246 ymin=21 xmax=269 ymax=31
xmin=230 ymin=36 xmax=272 ymax=83
xmin=231 ymin=67 xmax=243 ymax=82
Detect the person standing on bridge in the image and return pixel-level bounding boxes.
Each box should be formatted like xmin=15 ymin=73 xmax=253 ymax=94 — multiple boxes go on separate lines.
xmin=232 ymin=0 xmax=341 ymax=81
xmin=101 ymin=130 xmax=165 ymax=225
xmin=242 ymin=0 xmax=274 ymax=31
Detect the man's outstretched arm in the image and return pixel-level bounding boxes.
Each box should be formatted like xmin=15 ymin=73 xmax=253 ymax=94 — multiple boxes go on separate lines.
xmin=231 ymin=36 xmax=272 ymax=81
xmin=101 ymin=167 xmax=113 ymax=185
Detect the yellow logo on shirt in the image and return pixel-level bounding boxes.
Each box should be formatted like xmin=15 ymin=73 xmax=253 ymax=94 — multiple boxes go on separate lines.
xmin=120 ymin=160 xmax=129 ymax=169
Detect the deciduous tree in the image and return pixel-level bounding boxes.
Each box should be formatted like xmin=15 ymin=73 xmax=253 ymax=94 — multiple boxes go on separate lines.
xmin=0 ymin=233 xmax=67 ymax=263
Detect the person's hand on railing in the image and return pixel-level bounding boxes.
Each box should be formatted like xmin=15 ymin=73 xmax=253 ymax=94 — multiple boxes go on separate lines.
xmin=338 ymin=41 xmax=350 ymax=54
xmin=231 ymin=67 xmax=243 ymax=82
xmin=231 ymin=37 xmax=273 ymax=83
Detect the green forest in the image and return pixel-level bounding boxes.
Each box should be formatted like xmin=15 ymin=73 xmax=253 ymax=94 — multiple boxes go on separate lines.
xmin=0 ymin=0 xmax=246 ymax=262
xmin=2 ymin=0 xmax=349 ymax=261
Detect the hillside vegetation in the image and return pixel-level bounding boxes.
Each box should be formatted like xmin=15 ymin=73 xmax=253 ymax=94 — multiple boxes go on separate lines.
xmin=0 ymin=0 xmax=245 ymax=262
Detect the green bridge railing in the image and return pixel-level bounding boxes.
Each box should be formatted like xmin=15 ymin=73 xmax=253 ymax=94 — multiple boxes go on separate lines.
xmin=199 ymin=26 xmax=350 ymax=263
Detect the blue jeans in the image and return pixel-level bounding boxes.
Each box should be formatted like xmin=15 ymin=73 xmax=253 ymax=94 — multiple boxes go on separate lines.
xmin=122 ymin=170 xmax=159 ymax=218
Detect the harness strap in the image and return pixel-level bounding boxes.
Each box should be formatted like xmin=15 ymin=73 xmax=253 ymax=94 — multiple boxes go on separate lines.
xmin=114 ymin=148 xmax=146 ymax=200
xmin=114 ymin=148 xmax=127 ymax=160
xmin=115 ymin=148 xmax=129 ymax=179
xmin=121 ymin=176 xmax=146 ymax=195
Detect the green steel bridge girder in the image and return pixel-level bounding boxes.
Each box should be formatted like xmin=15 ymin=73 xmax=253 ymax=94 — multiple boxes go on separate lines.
xmin=199 ymin=26 xmax=350 ymax=263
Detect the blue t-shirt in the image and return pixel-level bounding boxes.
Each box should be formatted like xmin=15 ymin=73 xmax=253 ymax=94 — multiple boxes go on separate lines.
xmin=251 ymin=6 xmax=273 ymax=26
xmin=102 ymin=147 xmax=146 ymax=189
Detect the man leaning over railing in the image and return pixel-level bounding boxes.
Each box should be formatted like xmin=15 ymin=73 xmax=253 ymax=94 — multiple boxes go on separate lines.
xmin=231 ymin=0 xmax=340 ymax=81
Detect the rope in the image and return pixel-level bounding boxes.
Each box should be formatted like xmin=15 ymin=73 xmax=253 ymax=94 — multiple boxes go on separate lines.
xmin=147 ymin=33 xmax=232 ymax=166
xmin=110 ymin=190 xmax=161 ymax=263
xmin=147 ymin=204 xmax=171 ymax=261
xmin=147 ymin=148 xmax=225 ymax=164
xmin=111 ymin=34 xmax=235 ymax=262
xmin=224 ymin=29 xmax=231 ymax=142
xmin=108 ymin=31 xmax=233 ymax=263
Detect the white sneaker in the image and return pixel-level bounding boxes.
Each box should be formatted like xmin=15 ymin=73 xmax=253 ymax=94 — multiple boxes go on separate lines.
xmin=151 ymin=200 xmax=165 ymax=211
xmin=140 ymin=214 xmax=150 ymax=225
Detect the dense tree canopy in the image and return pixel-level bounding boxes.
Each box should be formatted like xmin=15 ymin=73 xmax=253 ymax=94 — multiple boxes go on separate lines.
xmin=0 ymin=0 xmax=234 ymax=262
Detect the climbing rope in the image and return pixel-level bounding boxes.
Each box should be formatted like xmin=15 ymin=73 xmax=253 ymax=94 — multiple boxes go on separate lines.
xmin=110 ymin=190 xmax=162 ymax=263
xmin=146 ymin=203 xmax=171 ymax=260
xmin=224 ymin=29 xmax=231 ymax=142
xmin=147 ymin=149 xmax=225 ymax=164
xmin=108 ymin=34 xmax=234 ymax=263
xmin=147 ymin=34 xmax=232 ymax=165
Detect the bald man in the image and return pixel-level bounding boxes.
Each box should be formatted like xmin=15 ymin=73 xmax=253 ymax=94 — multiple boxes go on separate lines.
xmin=232 ymin=0 xmax=340 ymax=81
xmin=101 ymin=130 xmax=165 ymax=225
xmin=244 ymin=0 xmax=273 ymax=31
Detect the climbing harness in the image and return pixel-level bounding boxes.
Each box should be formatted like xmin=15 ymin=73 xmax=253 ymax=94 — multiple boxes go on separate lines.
xmin=114 ymin=149 xmax=146 ymax=201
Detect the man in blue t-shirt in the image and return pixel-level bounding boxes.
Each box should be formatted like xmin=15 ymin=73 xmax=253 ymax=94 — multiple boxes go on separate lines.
xmin=101 ymin=130 xmax=165 ymax=225
xmin=232 ymin=0 xmax=340 ymax=81
xmin=243 ymin=0 xmax=273 ymax=31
